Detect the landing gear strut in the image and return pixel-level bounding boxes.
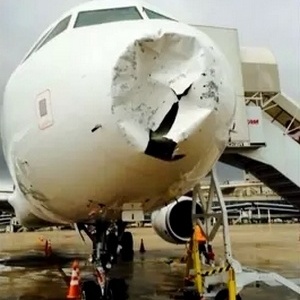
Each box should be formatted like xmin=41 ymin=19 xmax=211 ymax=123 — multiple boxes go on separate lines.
xmin=77 ymin=221 xmax=132 ymax=299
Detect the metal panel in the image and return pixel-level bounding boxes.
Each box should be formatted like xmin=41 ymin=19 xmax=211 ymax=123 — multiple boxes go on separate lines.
xmin=36 ymin=89 xmax=54 ymax=130
xmin=240 ymin=47 xmax=280 ymax=93
xmin=192 ymin=25 xmax=249 ymax=144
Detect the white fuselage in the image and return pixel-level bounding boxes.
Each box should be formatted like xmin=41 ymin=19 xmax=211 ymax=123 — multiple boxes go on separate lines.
xmin=1 ymin=1 xmax=236 ymax=226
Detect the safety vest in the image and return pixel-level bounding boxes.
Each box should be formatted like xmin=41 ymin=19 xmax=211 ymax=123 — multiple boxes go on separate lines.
xmin=194 ymin=225 xmax=206 ymax=242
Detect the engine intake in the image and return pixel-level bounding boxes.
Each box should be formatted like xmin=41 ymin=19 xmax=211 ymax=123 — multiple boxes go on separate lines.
xmin=151 ymin=196 xmax=202 ymax=244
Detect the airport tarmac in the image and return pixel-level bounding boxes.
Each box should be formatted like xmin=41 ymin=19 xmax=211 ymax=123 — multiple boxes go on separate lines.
xmin=0 ymin=224 xmax=299 ymax=299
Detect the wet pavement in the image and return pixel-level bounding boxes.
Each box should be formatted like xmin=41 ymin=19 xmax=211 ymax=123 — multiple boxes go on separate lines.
xmin=0 ymin=226 xmax=299 ymax=299
xmin=0 ymin=248 xmax=299 ymax=300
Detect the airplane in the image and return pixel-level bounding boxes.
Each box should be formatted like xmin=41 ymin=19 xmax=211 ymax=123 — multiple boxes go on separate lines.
xmin=0 ymin=0 xmax=236 ymax=298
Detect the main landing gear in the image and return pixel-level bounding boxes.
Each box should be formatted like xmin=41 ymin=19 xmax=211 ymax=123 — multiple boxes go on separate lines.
xmin=76 ymin=221 xmax=133 ymax=299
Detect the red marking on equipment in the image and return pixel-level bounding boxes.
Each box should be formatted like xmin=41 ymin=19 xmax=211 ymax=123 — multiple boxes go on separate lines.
xmin=248 ymin=119 xmax=259 ymax=125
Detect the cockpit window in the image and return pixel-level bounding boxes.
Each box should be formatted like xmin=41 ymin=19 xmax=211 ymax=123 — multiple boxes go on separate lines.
xmin=74 ymin=7 xmax=142 ymax=28
xmin=23 ymin=28 xmax=53 ymax=62
xmin=36 ymin=15 xmax=71 ymax=51
xmin=143 ymin=8 xmax=174 ymax=20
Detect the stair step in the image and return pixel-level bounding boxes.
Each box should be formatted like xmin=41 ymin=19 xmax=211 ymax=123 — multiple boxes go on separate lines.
xmin=272 ymin=183 xmax=300 ymax=192
xmin=285 ymin=197 xmax=300 ymax=206
xmin=250 ymin=164 xmax=271 ymax=172
xmin=268 ymin=181 xmax=295 ymax=189
xmin=278 ymin=189 xmax=300 ymax=197
xmin=255 ymin=172 xmax=284 ymax=180
xmin=223 ymin=154 xmax=300 ymax=209
xmin=268 ymin=180 xmax=292 ymax=187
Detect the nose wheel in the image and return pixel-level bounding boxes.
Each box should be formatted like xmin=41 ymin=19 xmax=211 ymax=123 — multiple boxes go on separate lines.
xmin=120 ymin=231 xmax=134 ymax=262
xmin=215 ymin=289 xmax=242 ymax=300
xmin=81 ymin=278 xmax=128 ymax=300
xmin=81 ymin=280 xmax=102 ymax=300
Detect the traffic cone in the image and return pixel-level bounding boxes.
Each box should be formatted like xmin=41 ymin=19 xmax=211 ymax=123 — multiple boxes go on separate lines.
xmin=139 ymin=238 xmax=146 ymax=253
xmin=67 ymin=260 xmax=81 ymax=299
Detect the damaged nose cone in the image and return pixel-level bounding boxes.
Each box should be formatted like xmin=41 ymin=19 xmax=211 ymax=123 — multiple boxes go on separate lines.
xmin=111 ymin=29 xmax=234 ymax=161
xmin=145 ymin=84 xmax=193 ymax=161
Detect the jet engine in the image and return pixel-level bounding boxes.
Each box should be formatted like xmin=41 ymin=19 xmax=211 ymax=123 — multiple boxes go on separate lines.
xmin=151 ymin=196 xmax=202 ymax=244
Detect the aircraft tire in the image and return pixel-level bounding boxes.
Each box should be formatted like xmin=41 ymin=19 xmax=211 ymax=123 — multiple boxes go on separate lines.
xmin=120 ymin=231 xmax=134 ymax=262
xmin=215 ymin=289 xmax=242 ymax=300
xmin=81 ymin=279 xmax=102 ymax=300
xmin=107 ymin=278 xmax=128 ymax=300
xmin=182 ymin=289 xmax=201 ymax=300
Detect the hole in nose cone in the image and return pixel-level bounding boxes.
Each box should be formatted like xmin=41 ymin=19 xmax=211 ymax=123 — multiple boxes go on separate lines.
xmin=145 ymin=102 xmax=178 ymax=161
xmin=145 ymin=136 xmax=177 ymax=161
xmin=144 ymin=84 xmax=193 ymax=161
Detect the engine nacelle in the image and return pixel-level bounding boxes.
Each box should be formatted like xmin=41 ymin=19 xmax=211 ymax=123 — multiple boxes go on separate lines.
xmin=151 ymin=196 xmax=202 ymax=244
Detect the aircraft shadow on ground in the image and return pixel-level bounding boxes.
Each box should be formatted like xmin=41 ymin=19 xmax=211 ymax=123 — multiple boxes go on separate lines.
xmin=0 ymin=250 xmax=87 ymax=268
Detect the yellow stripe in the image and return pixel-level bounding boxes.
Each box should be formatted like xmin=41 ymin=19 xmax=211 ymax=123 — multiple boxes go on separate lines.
xmin=201 ymin=265 xmax=231 ymax=277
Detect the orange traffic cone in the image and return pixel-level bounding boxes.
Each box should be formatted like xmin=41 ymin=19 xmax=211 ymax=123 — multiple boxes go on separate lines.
xmin=67 ymin=260 xmax=81 ymax=299
xmin=139 ymin=238 xmax=146 ymax=253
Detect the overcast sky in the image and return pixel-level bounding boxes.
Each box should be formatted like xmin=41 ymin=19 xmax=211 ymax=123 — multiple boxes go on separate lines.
xmin=0 ymin=0 xmax=299 ymax=183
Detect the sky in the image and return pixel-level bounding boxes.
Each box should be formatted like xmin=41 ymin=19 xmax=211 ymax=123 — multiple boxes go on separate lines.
xmin=0 ymin=0 xmax=299 ymax=183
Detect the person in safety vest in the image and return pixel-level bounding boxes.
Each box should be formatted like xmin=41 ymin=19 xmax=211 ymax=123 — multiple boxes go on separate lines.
xmin=194 ymin=224 xmax=209 ymax=263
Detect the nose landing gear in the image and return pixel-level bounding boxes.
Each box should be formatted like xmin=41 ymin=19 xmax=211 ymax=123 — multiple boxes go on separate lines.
xmin=76 ymin=221 xmax=132 ymax=299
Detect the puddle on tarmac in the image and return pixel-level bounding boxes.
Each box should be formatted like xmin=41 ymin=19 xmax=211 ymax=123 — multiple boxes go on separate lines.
xmin=0 ymin=251 xmax=184 ymax=300
xmin=0 ymin=251 xmax=299 ymax=300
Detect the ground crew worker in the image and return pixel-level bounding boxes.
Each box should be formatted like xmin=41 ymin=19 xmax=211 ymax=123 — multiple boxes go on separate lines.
xmin=194 ymin=224 xmax=209 ymax=263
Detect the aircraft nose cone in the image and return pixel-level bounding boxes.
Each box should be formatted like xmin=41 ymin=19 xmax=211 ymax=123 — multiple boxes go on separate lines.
xmin=111 ymin=30 xmax=234 ymax=161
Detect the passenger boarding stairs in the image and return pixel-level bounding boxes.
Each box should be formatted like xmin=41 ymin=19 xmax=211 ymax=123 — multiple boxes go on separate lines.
xmin=220 ymin=47 xmax=300 ymax=210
